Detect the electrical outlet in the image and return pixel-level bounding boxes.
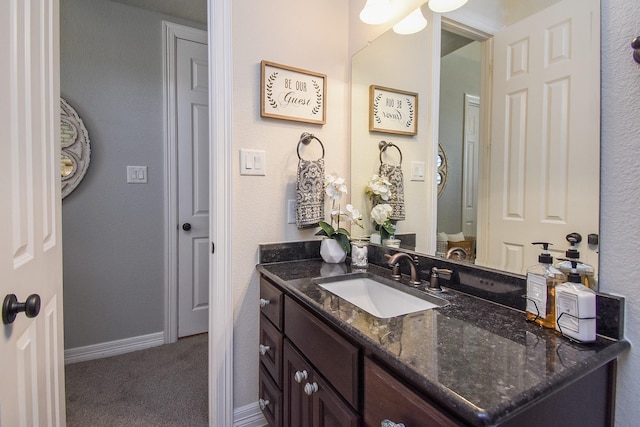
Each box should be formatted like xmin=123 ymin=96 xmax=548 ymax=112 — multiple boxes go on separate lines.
xmin=287 ymin=199 xmax=296 ymax=224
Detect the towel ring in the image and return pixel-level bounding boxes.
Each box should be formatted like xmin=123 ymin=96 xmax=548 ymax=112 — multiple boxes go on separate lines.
xmin=297 ymin=132 xmax=325 ymax=160
xmin=378 ymin=140 xmax=403 ymax=165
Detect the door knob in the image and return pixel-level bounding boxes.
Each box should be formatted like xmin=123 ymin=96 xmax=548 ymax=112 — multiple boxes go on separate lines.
xmin=3 ymin=294 xmax=41 ymax=324
xmin=182 ymin=223 xmax=191 ymax=231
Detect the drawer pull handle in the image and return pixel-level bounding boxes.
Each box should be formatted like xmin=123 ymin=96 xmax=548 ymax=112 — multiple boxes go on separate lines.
xmin=294 ymin=370 xmax=308 ymax=383
xmin=258 ymin=344 xmax=271 ymax=355
xmin=258 ymin=398 xmax=270 ymax=410
xmin=259 ymin=298 xmax=271 ymax=307
xmin=303 ymin=382 xmax=318 ymax=395
xmin=381 ymin=420 xmax=405 ymax=427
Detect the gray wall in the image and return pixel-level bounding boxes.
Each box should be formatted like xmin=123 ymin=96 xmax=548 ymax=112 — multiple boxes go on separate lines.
xmin=437 ymin=42 xmax=481 ymax=235
xmin=61 ymin=0 xmax=203 ymax=348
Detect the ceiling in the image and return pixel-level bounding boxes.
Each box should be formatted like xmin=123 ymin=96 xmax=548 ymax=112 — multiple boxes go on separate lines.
xmin=108 ymin=0 xmax=207 ymax=25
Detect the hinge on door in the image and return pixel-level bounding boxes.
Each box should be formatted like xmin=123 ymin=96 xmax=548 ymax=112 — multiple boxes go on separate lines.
xmin=211 ymin=242 xmax=215 ymax=254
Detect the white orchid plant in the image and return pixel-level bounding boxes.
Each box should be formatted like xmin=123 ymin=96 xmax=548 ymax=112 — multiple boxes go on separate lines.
xmin=316 ymin=173 xmax=363 ymax=253
xmin=364 ymin=174 xmax=396 ymax=240
xmin=365 ymin=174 xmax=392 ymax=205
xmin=371 ymin=203 xmax=396 ymax=240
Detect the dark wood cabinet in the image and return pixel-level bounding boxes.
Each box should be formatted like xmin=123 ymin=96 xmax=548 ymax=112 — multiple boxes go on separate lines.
xmin=258 ymin=272 xmax=617 ymax=427
xmin=284 ymin=340 xmax=359 ymax=427
xmin=364 ymin=357 xmax=461 ymax=427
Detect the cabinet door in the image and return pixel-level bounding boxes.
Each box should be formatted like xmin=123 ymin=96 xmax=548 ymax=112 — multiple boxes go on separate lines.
xmin=284 ymin=340 xmax=313 ymax=427
xmin=259 ymin=364 xmax=283 ymax=427
xmin=311 ymin=372 xmax=360 ymax=427
xmin=364 ymin=357 xmax=461 ymax=427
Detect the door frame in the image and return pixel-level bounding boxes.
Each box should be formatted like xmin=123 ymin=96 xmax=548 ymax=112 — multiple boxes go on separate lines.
xmin=207 ymin=1 xmax=234 ymax=425
xmin=163 ymin=3 xmax=234 ymax=424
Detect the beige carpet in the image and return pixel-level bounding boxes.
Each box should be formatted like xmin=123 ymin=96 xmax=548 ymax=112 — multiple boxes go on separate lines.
xmin=65 ymin=333 xmax=208 ymax=426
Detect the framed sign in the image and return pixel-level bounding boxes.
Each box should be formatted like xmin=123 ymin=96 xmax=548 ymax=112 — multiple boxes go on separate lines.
xmin=261 ymin=60 xmax=326 ymax=124
xmin=369 ymin=85 xmax=418 ymax=135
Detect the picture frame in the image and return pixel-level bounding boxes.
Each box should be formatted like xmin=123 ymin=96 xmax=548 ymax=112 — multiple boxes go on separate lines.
xmin=261 ymin=60 xmax=326 ymax=125
xmin=369 ymin=85 xmax=418 ymax=135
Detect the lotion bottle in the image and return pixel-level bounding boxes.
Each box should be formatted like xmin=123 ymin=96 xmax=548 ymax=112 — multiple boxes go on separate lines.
xmin=525 ymin=242 xmax=564 ymax=328
xmin=555 ymin=260 xmax=596 ymax=342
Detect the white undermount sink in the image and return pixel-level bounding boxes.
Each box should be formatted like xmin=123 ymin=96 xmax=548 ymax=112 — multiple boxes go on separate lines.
xmin=313 ymin=273 xmax=448 ymax=319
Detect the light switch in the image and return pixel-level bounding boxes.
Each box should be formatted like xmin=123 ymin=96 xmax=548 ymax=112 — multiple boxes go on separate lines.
xmin=411 ymin=161 xmax=425 ymax=181
xmin=240 ymin=149 xmax=266 ymax=176
xmin=127 ymin=166 xmax=148 ymax=183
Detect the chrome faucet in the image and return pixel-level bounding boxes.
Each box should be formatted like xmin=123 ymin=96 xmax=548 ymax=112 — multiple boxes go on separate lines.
xmin=386 ymin=253 xmax=422 ymax=286
xmin=428 ymin=267 xmax=453 ymax=292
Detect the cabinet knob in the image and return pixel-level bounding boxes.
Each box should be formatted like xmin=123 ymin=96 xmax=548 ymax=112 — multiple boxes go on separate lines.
xmin=381 ymin=420 xmax=405 ymax=427
xmin=259 ymin=298 xmax=271 ymax=307
xmin=258 ymin=398 xmax=270 ymax=410
xmin=303 ymin=382 xmax=319 ymax=396
xmin=258 ymin=344 xmax=270 ymax=356
xmin=294 ymin=369 xmax=308 ymax=383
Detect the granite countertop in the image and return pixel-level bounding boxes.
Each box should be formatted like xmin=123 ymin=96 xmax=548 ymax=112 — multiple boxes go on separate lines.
xmin=257 ymin=259 xmax=630 ymax=426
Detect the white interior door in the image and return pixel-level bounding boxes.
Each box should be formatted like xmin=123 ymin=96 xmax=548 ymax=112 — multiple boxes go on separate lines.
xmin=0 ymin=0 xmax=65 ymax=425
xmin=177 ymin=36 xmax=210 ymax=337
xmin=480 ymin=0 xmax=600 ymax=274
xmin=462 ymin=94 xmax=479 ymax=238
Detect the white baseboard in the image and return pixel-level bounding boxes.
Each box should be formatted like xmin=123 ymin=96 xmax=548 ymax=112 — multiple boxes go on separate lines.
xmin=64 ymin=332 xmax=165 ymax=365
xmin=234 ymin=402 xmax=267 ymax=427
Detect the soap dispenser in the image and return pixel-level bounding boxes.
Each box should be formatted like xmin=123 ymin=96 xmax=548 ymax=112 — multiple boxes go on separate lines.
xmin=555 ymin=233 xmax=598 ymax=291
xmin=525 ymin=242 xmax=564 ymax=328
xmin=555 ymin=260 xmax=596 ymax=342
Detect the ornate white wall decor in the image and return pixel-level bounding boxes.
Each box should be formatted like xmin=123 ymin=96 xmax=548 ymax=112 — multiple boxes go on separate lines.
xmin=60 ymin=98 xmax=91 ymax=199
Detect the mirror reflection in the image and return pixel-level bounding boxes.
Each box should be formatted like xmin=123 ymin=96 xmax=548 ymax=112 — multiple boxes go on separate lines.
xmin=351 ymin=0 xmax=600 ymax=276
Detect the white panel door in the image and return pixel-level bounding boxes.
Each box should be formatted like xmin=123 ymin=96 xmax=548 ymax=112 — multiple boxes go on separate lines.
xmin=177 ymin=37 xmax=210 ymax=337
xmin=481 ymin=0 xmax=600 ymax=274
xmin=462 ymin=94 xmax=480 ymax=238
xmin=0 ymin=0 xmax=65 ymax=425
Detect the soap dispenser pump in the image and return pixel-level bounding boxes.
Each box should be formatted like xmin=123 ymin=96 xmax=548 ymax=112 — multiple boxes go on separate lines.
xmin=555 ymin=259 xmax=596 ymax=342
xmin=525 ymin=242 xmax=564 ymax=328
xmin=556 ymin=233 xmax=598 ymax=291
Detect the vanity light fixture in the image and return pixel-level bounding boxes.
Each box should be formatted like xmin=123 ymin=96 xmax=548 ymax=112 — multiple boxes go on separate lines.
xmin=393 ymin=7 xmax=427 ymax=34
xmin=359 ymin=0 xmax=393 ymax=25
xmin=428 ymin=0 xmax=468 ymax=13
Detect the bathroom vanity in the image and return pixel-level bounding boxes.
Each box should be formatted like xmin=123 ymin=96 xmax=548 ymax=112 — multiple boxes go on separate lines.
xmin=256 ymin=251 xmax=628 ymax=427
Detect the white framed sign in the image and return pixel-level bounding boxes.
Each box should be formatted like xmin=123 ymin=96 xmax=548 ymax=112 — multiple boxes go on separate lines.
xmin=369 ymin=85 xmax=418 ymax=136
xmin=261 ymin=60 xmax=326 ymax=125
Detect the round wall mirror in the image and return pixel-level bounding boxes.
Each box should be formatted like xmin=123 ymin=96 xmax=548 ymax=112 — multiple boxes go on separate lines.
xmin=437 ymin=143 xmax=448 ymax=198
xmin=60 ymin=98 xmax=91 ymax=199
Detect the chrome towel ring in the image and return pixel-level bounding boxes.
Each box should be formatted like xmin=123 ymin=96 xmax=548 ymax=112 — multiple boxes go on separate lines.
xmin=378 ymin=140 xmax=403 ymax=165
xmin=297 ymin=132 xmax=325 ymax=160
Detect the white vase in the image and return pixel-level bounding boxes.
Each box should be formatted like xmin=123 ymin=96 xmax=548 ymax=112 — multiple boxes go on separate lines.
xmin=320 ymin=239 xmax=347 ymax=263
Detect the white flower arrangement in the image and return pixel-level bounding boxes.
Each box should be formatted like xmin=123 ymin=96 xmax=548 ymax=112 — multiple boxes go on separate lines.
xmin=316 ymin=173 xmax=363 ymax=253
xmin=365 ymin=174 xmax=392 ymax=204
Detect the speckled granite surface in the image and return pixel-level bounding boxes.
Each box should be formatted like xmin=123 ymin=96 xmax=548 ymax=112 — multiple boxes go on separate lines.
xmin=257 ymin=259 xmax=630 ymax=426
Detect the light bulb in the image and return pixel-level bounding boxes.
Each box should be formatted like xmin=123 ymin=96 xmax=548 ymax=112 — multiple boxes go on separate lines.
xmin=393 ymin=8 xmax=428 ymax=35
xmin=428 ymin=0 xmax=469 ymax=13
xmin=359 ymin=0 xmax=393 ymax=25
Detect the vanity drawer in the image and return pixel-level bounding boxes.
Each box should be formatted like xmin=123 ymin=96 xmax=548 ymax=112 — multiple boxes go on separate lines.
xmin=284 ymin=296 xmax=359 ymax=409
xmin=260 ymin=276 xmax=284 ymax=330
xmin=260 ymin=314 xmax=283 ymax=386
xmin=364 ymin=357 xmax=461 ymax=427
xmin=259 ymin=364 xmax=283 ymax=427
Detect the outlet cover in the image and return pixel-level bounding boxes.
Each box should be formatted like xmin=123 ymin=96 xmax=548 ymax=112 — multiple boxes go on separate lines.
xmin=127 ymin=166 xmax=148 ymax=183
xmin=287 ymin=199 xmax=296 ymax=224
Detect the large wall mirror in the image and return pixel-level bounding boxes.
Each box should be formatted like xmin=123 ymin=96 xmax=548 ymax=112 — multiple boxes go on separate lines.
xmin=351 ymin=0 xmax=600 ymax=276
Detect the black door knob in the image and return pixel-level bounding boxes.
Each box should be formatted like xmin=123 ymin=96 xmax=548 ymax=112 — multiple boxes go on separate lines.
xmin=3 ymin=294 xmax=41 ymax=324
xmin=182 ymin=223 xmax=191 ymax=231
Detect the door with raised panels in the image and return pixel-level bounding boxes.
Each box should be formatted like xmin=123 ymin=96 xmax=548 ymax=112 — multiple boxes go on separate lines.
xmin=0 ymin=0 xmax=66 ymax=425
xmin=483 ymin=0 xmax=600 ymax=273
